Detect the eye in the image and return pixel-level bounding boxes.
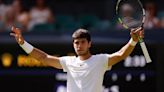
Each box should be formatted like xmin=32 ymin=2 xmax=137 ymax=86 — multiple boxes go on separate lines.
xmin=82 ymin=41 xmax=85 ymax=44
xmin=75 ymin=41 xmax=79 ymax=44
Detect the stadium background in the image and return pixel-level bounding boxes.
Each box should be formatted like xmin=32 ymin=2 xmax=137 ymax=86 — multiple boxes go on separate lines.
xmin=0 ymin=0 xmax=164 ymax=92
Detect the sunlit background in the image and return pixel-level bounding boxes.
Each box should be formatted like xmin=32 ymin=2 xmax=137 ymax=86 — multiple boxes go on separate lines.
xmin=0 ymin=0 xmax=163 ymax=92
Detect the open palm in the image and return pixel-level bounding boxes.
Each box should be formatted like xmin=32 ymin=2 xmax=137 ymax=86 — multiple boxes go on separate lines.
xmin=10 ymin=27 xmax=24 ymax=45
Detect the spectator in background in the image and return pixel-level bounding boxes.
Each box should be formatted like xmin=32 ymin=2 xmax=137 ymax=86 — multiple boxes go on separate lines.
xmin=0 ymin=0 xmax=6 ymax=22
xmin=12 ymin=0 xmax=30 ymax=32
xmin=161 ymin=17 xmax=164 ymax=29
xmin=144 ymin=2 xmax=160 ymax=29
xmin=0 ymin=5 xmax=22 ymax=32
xmin=116 ymin=21 xmax=124 ymax=29
xmin=28 ymin=0 xmax=54 ymax=31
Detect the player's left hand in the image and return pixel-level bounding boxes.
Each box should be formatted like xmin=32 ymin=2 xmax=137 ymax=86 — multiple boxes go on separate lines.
xmin=130 ymin=27 xmax=145 ymax=42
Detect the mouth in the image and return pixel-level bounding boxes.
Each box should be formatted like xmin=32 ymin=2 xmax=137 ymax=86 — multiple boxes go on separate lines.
xmin=77 ymin=50 xmax=83 ymax=51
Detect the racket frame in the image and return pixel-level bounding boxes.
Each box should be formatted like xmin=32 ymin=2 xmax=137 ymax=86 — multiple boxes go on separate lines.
xmin=116 ymin=0 xmax=152 ymax=63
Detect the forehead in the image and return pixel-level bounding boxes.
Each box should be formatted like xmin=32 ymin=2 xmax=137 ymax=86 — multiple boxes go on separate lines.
xmin=73 ymin=38 xmax=87 ymax=42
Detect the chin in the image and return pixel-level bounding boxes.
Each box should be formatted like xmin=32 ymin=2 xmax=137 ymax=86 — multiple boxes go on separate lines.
xmin=76 ymin=52 xmax=82 ymax=56
xmin=78 ymin=54 xmax=85 ymax=56
xmin=77 ymin=53 xmax=83 ymax=56
xmin=76 ymin=50 xmax=89 ymax=56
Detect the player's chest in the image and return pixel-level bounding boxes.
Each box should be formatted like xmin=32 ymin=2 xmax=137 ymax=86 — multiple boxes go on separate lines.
xmin=68 ymin=62 xmax=101 ymax=80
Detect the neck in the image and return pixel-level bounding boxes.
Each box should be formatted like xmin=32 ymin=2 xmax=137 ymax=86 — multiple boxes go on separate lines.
xmin=78 ymin=51 xmax=92 ymax=61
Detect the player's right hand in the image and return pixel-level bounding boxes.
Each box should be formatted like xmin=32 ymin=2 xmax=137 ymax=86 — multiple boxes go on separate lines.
xmin=10 ymin=27 xmax=24 ymax=45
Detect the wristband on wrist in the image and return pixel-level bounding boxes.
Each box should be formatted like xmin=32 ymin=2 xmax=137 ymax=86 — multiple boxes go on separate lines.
xmin=20 ymin=41 xmax=34 ymax=54
xmin=129 ymin=38 xmax=137 ymax=46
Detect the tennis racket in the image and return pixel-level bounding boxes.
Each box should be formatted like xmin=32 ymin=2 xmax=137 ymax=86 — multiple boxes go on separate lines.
xmin=116 ymin=0 xmax=152 ymax=63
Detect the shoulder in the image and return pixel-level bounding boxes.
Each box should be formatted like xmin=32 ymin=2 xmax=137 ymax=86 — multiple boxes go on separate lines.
xmin=59 ymin=56 xmax=77 ymax=62
xmin=92 ymin=54 xmax=110 ymax=62
xmin=94 ymin=53 xmax=110 ymax=58
xmin=59 ymin=56 xmax=76 ymax=59
xmin=59 ymin=56 xmax=78 ymax=66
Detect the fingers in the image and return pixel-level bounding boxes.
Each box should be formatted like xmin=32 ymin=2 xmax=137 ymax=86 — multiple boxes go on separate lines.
xmin=10 ymin=33 xmax=16 ymax=37
xmin=11 ymin=27 xmax=19 ymax=34
xmin=140 ymin=30 xmax=145 ymax=35
xmin=130 ymin=30 xmax=138 ymax=42
xmin=140 ymin=35 xmax=144 ymax=38
xmin=16 ymin=28 xmax=22 ymax=34
xmin=130 ymin=30 xmax=136 ymax=38
xmin=139 ymin=30 xmax=145 ymax=38
xmin=135 ymin=27 xmax=142 ymax=34
xmin=135 ymin=27 xmax=145 ymax=32
xmin=133 ymin=27 xmax=145 ymax=39
xmin=11 ymin=27 xmax=22 ymax=34
xmin=130 ymin=30 xmax=134 ymax=35
xmin=10 ymin=27 xmax=23 ymax=39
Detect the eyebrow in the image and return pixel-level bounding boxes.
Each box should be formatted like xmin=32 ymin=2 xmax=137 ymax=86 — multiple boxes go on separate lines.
xmin=74 ymin=40 xmax=86 ymax=43
xmin=81 ymin=40 xmax=86 ymax=42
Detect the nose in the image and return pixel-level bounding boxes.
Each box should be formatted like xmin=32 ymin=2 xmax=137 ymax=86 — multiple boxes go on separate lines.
xmin=77 ymin=43 xmax=82 ymax=48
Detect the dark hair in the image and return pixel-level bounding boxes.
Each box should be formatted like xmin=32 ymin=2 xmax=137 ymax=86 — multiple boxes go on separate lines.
xmin=72 ymin=29 xmax=91 ymax=43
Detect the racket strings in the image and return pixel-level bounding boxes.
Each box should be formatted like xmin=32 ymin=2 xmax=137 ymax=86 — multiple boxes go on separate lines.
xmin=118 ymin=0 xmax=143 ymax=29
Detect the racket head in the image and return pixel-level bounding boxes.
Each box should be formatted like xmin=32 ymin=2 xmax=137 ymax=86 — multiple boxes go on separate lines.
xmin=116 ymin=0 xmax=145 ymax=30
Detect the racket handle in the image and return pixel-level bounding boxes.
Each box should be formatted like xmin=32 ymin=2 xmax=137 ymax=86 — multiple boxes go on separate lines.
xmin=140 ymin=42 xmax=152 ymax=63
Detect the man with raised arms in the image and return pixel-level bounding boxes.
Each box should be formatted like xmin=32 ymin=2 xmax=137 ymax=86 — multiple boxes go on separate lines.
xmin=10 ymin=27 xmax=144 ymax=92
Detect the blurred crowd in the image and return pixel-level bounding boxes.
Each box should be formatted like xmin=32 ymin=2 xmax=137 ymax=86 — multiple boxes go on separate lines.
xmin=0 ymin=0 xmax=54 ymax=32
xmin=0 ymin=0 xmax=163 ymax=33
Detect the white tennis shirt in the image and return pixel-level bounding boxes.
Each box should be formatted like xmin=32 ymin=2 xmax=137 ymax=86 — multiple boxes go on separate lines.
xmin=59 ymin=54 xmax=112 ymax=92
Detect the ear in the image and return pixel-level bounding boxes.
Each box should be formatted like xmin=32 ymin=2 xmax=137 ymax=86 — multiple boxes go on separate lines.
xmin=89 ymin=41 xmax=91 ymax=48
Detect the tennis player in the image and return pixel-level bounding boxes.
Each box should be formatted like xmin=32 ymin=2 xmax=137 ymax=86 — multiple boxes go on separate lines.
xmin=10 ymin=27 xmax=144 ymax=92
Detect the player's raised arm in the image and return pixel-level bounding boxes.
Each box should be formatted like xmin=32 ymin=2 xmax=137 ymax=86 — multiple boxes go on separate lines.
xmin=10 ymin=27 xmax=62 ymax=69
xmin=108 ymin=28 xmax=145 ymax=66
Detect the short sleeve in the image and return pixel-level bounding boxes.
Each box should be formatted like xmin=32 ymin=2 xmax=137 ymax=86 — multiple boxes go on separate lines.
xmin=59 ymin=56 xmax=70 ymax=72
xmin=100 ymin=54 xmax=112 ymax=72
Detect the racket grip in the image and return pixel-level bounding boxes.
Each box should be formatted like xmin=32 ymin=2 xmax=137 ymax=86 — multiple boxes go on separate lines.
xmin=140 ymin=42 xmax=152 ymax=63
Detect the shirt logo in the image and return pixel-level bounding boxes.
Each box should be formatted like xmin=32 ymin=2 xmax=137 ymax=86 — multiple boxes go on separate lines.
xmin=79 ymin=63 xmax=84 ymax=66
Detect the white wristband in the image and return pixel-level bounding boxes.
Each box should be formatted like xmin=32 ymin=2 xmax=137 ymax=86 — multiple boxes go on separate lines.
xmin=20 ymin=41 xmax=34 ymax=54
xmin=129 ymin=38 xmax=137 ymax=46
